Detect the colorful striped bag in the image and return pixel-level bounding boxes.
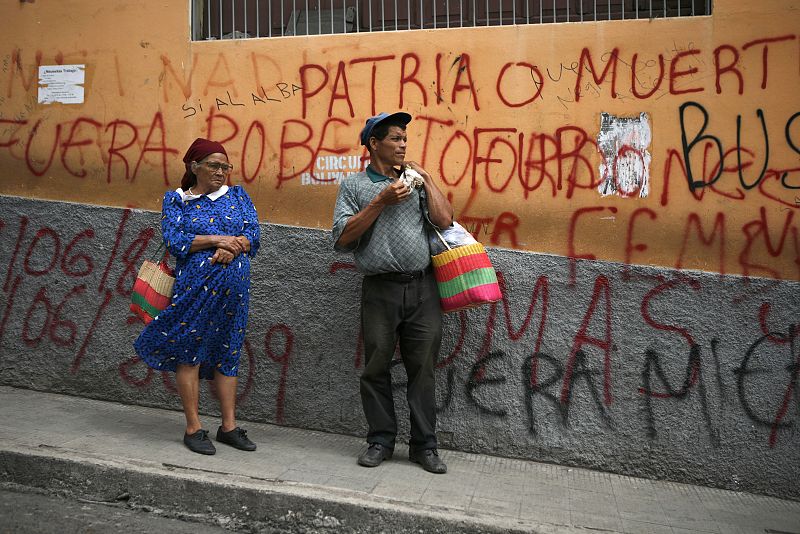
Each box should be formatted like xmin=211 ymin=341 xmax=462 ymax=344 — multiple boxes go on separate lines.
xmin=429 ymin=225 xmax=502 ymax=313
xmin=130 ymin=249 xmax=175 ymax=325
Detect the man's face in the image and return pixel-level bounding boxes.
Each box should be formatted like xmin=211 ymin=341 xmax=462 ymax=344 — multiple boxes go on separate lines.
xmin=370 ymin=125 xmax=407 ymax=168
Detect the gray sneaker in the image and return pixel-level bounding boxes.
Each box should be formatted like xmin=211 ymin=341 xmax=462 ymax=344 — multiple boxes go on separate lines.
xmin=184 ymin=429 xmax=216 ymax=455
xmin=216 ymin=426 xmax=257 ymax=451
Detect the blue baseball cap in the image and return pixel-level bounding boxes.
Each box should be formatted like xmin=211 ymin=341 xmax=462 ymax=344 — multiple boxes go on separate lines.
xmin=359 ymin=111 xmax=412 ymax=146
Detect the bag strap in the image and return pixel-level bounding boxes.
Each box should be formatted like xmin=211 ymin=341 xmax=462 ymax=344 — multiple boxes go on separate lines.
xmin=418 ymin=190 xmax=451 ymax=251
xmin=431 ymin=225 xmax=451 ymax=251
xmin=150 ymin=241 xmax=170 ymax=263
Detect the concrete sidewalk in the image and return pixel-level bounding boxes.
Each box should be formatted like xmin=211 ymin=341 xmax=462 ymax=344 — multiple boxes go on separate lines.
xmin=0 ymin=386 xmax=797 ymax=534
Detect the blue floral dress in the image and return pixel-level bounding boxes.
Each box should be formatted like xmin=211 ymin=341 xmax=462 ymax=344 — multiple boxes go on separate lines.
xmin=134 ymin=185 xmax=260 ymax=380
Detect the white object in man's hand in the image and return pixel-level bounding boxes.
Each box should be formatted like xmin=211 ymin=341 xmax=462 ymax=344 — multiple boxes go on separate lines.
xmin=400 ymin=168 xmax=425 ymax=189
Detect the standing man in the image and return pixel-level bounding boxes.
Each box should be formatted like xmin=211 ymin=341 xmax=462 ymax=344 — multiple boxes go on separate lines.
xmin=332 ymin=112 xmax=453 ymax=474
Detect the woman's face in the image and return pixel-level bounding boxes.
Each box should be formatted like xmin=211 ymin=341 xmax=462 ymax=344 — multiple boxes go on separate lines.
xmin=192 ymin=152 xmax=231 ymax=194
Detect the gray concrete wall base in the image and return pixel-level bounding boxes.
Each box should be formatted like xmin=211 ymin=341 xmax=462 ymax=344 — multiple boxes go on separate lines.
xmin=1 ymin=195 xmax=798 ymax=499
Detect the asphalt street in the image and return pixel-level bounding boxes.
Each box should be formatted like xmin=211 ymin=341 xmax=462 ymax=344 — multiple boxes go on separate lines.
xmin=0 ymin=485 xmax=230 ymax=534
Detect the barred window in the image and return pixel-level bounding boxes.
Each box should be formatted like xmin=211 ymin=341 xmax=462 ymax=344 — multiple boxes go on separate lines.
xmin=191 ymin=1 xmax=712 ymax=41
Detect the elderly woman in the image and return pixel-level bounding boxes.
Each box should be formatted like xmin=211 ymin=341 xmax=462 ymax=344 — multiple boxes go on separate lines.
xmin=134 ymin=138 xmax=261 ymax=455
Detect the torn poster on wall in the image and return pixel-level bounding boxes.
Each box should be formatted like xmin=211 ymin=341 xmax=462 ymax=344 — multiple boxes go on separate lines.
xmin=38 ymin=65 xmax=85 ymax=105
xmin=597 ymin=112 xmax=651 ymax=198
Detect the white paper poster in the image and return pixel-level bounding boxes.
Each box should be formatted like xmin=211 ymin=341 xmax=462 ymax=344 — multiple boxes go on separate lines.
xmin=597 ymin=112 xmax=652 ymax=198
xmin=38 ymin=64 xmax=85 ymax=105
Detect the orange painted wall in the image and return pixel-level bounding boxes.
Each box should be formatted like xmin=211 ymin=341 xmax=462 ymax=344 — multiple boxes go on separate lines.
xmin=1 ymin=0 xmax=798 ymax=279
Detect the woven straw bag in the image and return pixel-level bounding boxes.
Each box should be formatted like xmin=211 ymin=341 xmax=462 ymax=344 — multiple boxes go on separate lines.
xmin=130 ymin=247 xmax=175 ymax=324
xmin=429 ymin=227 xmax=502 ymax=313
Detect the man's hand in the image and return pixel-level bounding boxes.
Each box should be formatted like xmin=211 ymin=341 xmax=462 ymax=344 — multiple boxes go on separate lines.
xmin=377 ymin=180 xmax=412 ymax=206
xmin=210 ymin=247 xmax=235 ymax=265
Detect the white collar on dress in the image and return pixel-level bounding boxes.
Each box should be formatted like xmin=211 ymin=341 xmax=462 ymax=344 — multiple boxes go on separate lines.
xmin=177 ymin=185 xmax=229 ymax=202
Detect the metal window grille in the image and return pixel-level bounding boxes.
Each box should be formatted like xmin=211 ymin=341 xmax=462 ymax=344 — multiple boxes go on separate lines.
xmin=191 ymin=1 xmax=712 ymax=40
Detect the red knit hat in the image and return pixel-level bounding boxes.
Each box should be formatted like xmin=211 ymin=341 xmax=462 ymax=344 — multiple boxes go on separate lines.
xmin=180 ymin=138 xmax=228 ymax=190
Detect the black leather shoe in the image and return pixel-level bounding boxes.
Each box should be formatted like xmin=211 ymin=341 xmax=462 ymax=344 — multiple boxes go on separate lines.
xmin=184 ymin=429 xmax=216 ymax=455
xmin=216 ymin=426 xmax=257 ymax=451
xmin=410 ymin=448 xmax=447 ymax=474
xmin=357 ymin=443 xmax=393 ymax=467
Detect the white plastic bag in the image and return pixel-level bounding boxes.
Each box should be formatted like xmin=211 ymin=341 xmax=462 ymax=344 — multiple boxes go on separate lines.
xmin=428 ymin=221 xmax=477 ymax=256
